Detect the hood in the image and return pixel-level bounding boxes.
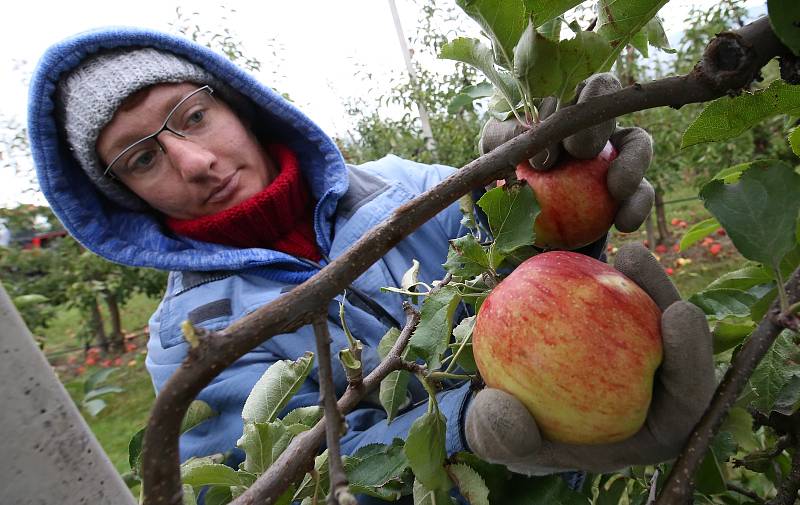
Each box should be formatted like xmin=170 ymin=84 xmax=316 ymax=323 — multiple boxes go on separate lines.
xmin=28 ymin=27 xmax=349 ymax=272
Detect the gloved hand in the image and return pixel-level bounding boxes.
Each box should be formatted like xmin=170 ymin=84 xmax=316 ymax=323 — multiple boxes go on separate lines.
xmin=478 ymin=73 xmax=654 ymax=233
xmin=464 ymin=243 xmax=716 ymax=474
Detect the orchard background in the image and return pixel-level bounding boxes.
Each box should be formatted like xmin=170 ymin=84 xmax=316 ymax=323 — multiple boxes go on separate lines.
xmin=1 ymin=1 xmax=799 ymax=504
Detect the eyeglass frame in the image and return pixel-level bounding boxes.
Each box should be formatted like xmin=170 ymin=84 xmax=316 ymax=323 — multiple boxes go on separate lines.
xmin=102 ymin=85 xmax=215 ymax=179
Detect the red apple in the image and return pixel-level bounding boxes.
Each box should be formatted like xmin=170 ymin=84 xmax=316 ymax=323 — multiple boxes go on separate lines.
xmin=472 ymin=251 xmax=663 ymax=444
xmin=516 ymin=142 xmax=618 ymax=250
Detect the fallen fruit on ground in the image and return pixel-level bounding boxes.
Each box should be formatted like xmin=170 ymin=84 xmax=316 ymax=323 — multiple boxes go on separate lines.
xmin=473 ymin=251 xmax=663 ymax=444
xmin=516 ymin=142 xmax=618 ymax=250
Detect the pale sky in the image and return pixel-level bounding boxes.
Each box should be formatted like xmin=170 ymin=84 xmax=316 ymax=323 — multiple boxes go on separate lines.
xmin=0 ymin=0 xmax=766 ymax=207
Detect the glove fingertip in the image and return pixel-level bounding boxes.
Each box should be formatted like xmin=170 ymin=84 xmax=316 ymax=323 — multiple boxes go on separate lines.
xmin=614 ymin=240 xmax=679 ymax=311
xmin=465 ymin=388 xmax=542 ymax=461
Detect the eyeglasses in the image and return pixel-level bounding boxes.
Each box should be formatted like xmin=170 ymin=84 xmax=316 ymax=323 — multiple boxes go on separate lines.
xmin=103 ymin=85 xmax=219 ymax=179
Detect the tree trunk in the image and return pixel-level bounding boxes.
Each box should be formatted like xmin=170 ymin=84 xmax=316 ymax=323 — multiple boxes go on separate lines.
xmin=654 ymin=189 xmax=671 ymax=245
xmin=104 ymin=292 xmax=123 ymax=352
xmin=645 ymin=212 xmax=656 ymax=251
xmin=89 ymin=301 xmax=108 ymax=353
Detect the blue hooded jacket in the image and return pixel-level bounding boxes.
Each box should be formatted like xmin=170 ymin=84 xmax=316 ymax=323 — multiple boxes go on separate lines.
xmin=28 ymin=27 xmax=475 ymax=472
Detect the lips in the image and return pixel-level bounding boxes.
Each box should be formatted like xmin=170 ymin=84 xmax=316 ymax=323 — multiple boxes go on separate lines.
xmin=207 ymin=171 xmax=241 ymax=205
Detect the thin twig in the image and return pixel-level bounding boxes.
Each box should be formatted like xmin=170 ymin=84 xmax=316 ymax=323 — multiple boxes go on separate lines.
xmin=141 ymin=17 xmax=788 ymax=504
xmin=311 ymin=315 xmax=352 ymax=505
xmin=230 ymin=304 xmax=421 ymax=505
xmin=767 ymin=440 xmax=800 ymax=505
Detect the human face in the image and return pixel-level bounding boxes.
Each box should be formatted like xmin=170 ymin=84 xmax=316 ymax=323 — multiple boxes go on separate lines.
xmin=96 ymin=83 xmax=277 ymax=219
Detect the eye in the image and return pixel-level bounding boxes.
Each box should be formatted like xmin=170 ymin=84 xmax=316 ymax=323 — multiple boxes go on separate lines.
xmin=187 ymin=109 xmax=205 ymax=126
xmin=125 ymin=147 xmax=159 ymax=174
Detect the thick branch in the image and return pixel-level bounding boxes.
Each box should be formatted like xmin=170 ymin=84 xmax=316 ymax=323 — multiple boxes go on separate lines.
xmin=311 ymin=315 xmax=351 ymax=505
xmin=141 ymin=16 xmax=787 ymax=505
xmin=655 ymin=268 xmax=800 ymax=504
xmin=230 ymin=304 xmax=420 ymax=505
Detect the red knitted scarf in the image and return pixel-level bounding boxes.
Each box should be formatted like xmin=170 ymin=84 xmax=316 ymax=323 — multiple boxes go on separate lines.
xmin=165 ymin=144 xmax=321 ymax=261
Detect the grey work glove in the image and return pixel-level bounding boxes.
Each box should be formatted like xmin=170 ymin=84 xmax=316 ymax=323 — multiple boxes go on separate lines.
xmin=464 ymin=243 xmax=716 ymax=474
xmin=478 ymin=73 xmax=654 ymax=233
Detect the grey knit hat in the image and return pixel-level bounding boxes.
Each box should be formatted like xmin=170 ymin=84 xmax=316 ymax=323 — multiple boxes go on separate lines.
xmin=58 ymin=47 xmax=223 ymax=210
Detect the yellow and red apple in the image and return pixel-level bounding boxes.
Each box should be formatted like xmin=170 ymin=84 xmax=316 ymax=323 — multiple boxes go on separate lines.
xmin=517 ymin=141 xmax=618 ymax=250
xmin=472 ymin=251 xmax=662 ymax=444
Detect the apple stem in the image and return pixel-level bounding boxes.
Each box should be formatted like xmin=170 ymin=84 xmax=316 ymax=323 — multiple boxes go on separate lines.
xmin=416 ymin=372 xmax=441 ymax=414
xmin=786 ymin=301 xmax=800 ymax=315
xmin=428 ymin=371 xmax=474 ymax=382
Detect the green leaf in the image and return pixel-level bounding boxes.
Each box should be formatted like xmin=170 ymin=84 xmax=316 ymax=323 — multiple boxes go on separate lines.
xmin=282 ymin=406 xmax=322 ymax=428
xmin=634 ymin=15 xmax=674 ymax=56
xmin=538 ymin=17 xmax=563 ymax=42
xmin=380 ymin=370 xmax=411 ymax=423
xmin=689 ymin=289 xmax=757 ymax=320
xmin=339 ymin=347 xmax=361 ymax=372
xmin=700 ymin=160 xmax=800 ymax=266
xmin=345 ymin=440 xmax=411 ymax=500
xmin=768 ymin=0 xmax=800 ymax=56
xmin=242 ymin=352 xmax=314 ymax=423
xmin=402 ymin=259 xmax=421 ymax=304
xmin=447 ymin=464 xmax=489 ymax=505
xmin=236 ymin=421 xmax=292 ymax=475
xmin=128 ymin=427 xmax=145 ymax=475
xmin=750 ymin=331 xmax=800 ymax=413
xmin=516 ymin=28 xmax=563 ymax=98
xmin=180 ymin=400 xmax=217 ymax=435
xmin=679 ymin=217 xmax=720 ymax=251
xmin=450 ymin=315 xmax=478 ymax=373
xmin=83 ymin=398 xmax=107 ymax=417
xmin=443 ymin=234 xmax=490 ymax=278
xmin=293 ymin=450 xmax=329 ymax=503
xmin=789 ymin=126 xmax=800 ymax=156
xmin=183 ymin=484 xmax=197 ymax=505
xmin=84 ymin=367 xmax=118 ymax=394
xmin=720 ymin=407 xmax=758 ymax=452
xmin=455 ymin=0 xmax=529 ymax=70
xmin=476 ymin=185 xmax=539 ymax=268
xmin=596 ymin=0 xmax=669 ymax=67
xmin=180 ymin=458 xmax=255 ymax=488
xmin=12 ymin=293 xmax=49 ymax=307
xmin=204 ymin=486 xmax=233 ymax=505
xmin=405 ymin=410 xmax=451 ymax=493
xmin=772 ymin=374 xmax=800 ymax=416
xmin=712 ymin=319 xmax=755 ymax=354
xmin=556 ymin=31 xmax=613 ymax=102
xmin=377 ymin=327 xmax=402 ymax=360
xmin=412 ymin=478 xmax=453 ymax=505
xmin=409 ymin=285 xmax=462 ymax=369
xmin=83 ymin=385 xmax=124 ymax=401
xmin=695 ymin=448 xmax=727 ymax=495
xmin=440 ymin=38 xmax=521 ymax=112
xmin=682 ymin=81 xmax=800 ymax=148
xmin=507 ymin=475 xmax=587 ymax=504
xmin=706 ymin=264 xmax=773 ymax=291
xmin=523 ymin=0 xmax=582 ymax=25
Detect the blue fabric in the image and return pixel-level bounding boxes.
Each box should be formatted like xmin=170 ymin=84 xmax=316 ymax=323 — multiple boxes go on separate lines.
xmin=29 ymin=26 xmax=474 ymax=489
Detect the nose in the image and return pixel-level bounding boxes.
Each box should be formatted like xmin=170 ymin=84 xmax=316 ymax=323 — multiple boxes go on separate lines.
xmin=158 ymin=133 xmax=217 ymax=181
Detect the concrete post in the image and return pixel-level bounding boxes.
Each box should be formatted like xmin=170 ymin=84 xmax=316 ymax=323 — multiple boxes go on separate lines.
xmin=0 ymin=283 xmax=136 ymax=504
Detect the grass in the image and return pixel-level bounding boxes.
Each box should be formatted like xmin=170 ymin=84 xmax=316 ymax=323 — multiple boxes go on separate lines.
xmin=63 ymin=358 xmax=154 ymax=475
